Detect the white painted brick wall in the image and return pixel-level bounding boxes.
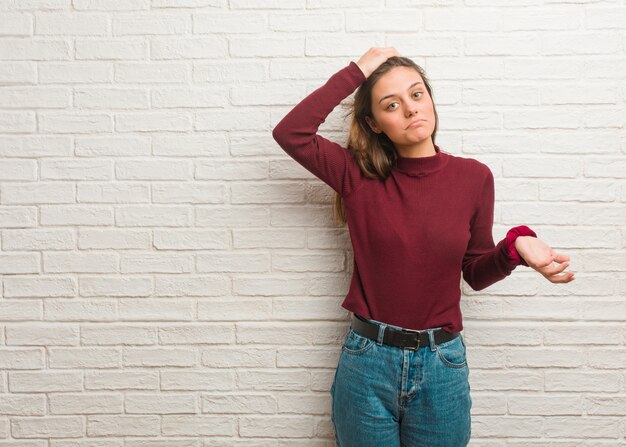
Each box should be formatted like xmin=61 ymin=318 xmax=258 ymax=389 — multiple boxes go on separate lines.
xmin=0 ymin=0 xmax=624 ymax=445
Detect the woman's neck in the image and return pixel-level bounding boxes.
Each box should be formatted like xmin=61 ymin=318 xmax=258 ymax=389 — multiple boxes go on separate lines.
xmin=394 ymin=139 xmax=436 ymax=158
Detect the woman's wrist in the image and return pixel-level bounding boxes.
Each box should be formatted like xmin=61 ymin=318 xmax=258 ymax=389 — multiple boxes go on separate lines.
xmin=355 ymin=61 xmax=369 ymax=78
xmin=505 ymin=226 xmax=537 ymax=267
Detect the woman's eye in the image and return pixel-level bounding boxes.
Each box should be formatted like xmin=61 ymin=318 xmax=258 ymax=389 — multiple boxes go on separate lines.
xmin=386 ymin=93 xmax=422 ymax=110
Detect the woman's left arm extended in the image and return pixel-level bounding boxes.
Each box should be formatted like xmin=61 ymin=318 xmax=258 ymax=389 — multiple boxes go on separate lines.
xmin=461 ymin=166 xmax=575 ymax=290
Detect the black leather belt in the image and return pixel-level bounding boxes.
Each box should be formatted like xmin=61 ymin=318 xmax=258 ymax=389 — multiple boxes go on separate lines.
xmin=351 ymin=313 xmax=460 ymax=350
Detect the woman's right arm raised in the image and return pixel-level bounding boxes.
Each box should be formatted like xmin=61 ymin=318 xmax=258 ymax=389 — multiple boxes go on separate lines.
xmin=271 ymin=48 xmax=400 ymax=197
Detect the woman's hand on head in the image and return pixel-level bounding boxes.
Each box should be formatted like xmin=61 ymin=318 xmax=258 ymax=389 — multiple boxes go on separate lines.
xmin=356 ymin=47 xmax=402 ymax=79
xmin=515 ymin=236 xmax=575 ymax=283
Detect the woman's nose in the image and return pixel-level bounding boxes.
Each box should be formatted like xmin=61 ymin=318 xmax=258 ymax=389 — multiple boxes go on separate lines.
xmin=403 ymin=100 xmax=418 ymax=116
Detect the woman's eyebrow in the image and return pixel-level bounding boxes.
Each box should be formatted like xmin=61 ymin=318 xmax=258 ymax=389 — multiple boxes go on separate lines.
xmin=378 ymin=82 xmax=424 ymax=104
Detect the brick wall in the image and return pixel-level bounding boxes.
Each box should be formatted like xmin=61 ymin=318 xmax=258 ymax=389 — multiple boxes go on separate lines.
xmin=0 ymin=0 xmax=625 ymax=445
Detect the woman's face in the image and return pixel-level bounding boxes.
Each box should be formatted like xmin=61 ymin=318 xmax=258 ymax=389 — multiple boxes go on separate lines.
xmin=365 ymin=66 xmax=436 ymax=153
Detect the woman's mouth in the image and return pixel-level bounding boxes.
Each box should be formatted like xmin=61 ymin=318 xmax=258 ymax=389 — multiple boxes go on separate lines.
xmin=406 ymin=119 xmax=425 ymax=129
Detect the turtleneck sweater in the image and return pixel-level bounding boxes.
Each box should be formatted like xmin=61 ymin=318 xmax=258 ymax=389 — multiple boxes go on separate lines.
xmin=272 ymin=61 xmax=537 ymax=333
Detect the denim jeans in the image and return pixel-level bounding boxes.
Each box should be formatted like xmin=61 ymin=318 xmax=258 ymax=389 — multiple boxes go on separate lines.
xmin=330 ymin=315 xmax=472 ymax=447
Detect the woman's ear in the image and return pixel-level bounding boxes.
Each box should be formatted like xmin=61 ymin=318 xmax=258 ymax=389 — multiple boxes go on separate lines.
xmin=365 ymin=116 xmax=381 ymax=134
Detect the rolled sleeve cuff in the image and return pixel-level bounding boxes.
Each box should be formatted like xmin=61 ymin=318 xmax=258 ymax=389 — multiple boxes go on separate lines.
xmin=505 ymin=225 xmax=537 ymax=267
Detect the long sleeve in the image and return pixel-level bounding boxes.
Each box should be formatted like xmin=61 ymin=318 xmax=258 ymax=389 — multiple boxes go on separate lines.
xmin=271 ymin=61 xmax=367 ymax=196
xmin=462 ymin=167 xmax=537 ymax=291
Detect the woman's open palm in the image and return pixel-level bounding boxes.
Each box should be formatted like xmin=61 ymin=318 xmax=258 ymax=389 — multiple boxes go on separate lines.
xmin=515 ymin=236 xmax=575 ymax=283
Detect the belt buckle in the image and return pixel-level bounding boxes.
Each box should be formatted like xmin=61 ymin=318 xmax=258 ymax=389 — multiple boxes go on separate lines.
xmin=401 ymin=327 xmax=422 ymax=350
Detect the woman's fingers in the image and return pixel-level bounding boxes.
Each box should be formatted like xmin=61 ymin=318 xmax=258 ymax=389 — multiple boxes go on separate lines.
xmin=541 ymin=260 xmax=575 ymax=283
xmin=539 ymin=260 xmax=565 ymax=276
xmin=356 ymin=47 xmax=401 ymax=78
xmin=385 ymin=47 xmax=401 ymax=57
xmin=547 ymin=270 xmax=576 ymax=283
xmin=533 ymin=256 xmax=555 ymax=268
xmin=553 ymin=253 xmax=570 ymax=263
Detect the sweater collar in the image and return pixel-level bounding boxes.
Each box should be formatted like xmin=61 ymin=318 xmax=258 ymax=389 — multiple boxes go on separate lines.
xmin=394 ymin=144 xmax=449 ymax=177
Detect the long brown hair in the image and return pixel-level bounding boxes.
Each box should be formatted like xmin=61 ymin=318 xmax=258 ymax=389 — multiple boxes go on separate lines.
xmin=333 ymin=56 xmax=439 ymax=225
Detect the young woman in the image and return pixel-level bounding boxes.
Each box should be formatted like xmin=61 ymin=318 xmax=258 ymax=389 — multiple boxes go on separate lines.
xmin=272 ymin=47 xmax=575 ymax=447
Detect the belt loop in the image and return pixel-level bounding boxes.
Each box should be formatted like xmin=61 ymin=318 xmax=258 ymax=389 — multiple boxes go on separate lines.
xmin=377 ymin=323 xmax=387 ymax=345
xmin=428 ymin=329 xmax=437 ymax=351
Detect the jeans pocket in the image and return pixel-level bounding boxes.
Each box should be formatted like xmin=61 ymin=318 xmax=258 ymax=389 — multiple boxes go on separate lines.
xmin=436 ymin=334 xmax=467 ymax=368
xmin=341 ymin=327 xmax=375 ymax=355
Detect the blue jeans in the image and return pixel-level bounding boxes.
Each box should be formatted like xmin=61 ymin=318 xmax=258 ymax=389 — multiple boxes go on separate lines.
xmin=330 ymin=315 xmax=472 ymax=447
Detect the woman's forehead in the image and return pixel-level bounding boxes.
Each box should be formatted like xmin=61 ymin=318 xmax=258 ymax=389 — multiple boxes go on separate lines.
xmin=372 ymin=67 xmax=424 ymax=100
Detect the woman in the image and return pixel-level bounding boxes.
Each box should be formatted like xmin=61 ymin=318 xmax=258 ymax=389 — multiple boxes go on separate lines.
xmin=272 ymin=47 xmax=574 ymax=447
